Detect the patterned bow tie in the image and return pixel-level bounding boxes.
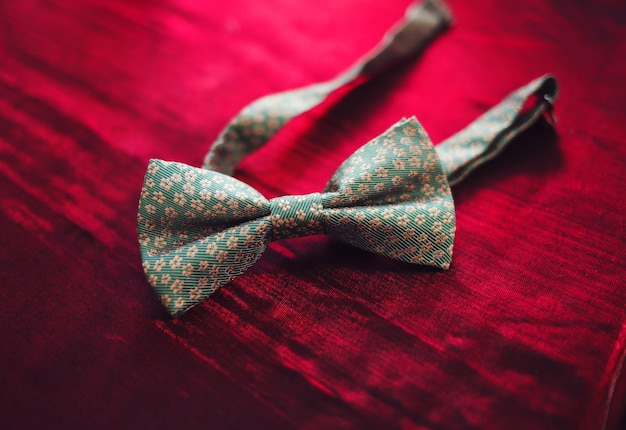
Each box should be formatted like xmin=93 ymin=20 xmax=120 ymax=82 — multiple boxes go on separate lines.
xmin=137 ymin=0 xmax=558 ymax=316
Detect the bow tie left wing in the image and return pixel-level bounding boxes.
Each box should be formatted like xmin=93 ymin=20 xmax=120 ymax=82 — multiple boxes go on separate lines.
xmin=137 ymin=160 xmax=274 ymax=315
xmin=322 ymin=117 xmax=456 ymax=269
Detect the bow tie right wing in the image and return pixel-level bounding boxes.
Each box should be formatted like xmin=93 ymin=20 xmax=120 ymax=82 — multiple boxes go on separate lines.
xmin=322 ymin=117 xmax=456 ymax=269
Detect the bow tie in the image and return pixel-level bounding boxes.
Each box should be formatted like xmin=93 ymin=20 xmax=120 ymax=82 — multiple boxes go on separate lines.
xmin=140 ymin=117 xmax=455 ymax=315
xmin=138 ymin=75 xmax=556 ymax=316
xmin=137 ymin=0 xmax=558 ymax=316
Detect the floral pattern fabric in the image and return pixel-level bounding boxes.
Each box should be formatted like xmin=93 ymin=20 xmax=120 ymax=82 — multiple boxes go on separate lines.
xmin=138 ymin=118 xmax=455 ymax=316
xmin=137 ymin=0 xmax=557 ymax=316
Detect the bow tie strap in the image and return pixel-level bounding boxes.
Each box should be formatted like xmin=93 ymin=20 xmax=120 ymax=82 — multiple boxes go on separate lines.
xmin=204 ymin=0 xmax=452 ymax=176
xmin=437 ymin=75 xmax=559 ymax=186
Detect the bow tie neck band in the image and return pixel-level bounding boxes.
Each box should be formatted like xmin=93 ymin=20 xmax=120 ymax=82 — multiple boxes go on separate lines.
xmin=137 ymin=0 xmax=559 ymax=316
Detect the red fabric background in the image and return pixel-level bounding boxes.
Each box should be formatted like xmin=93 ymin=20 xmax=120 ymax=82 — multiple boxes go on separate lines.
xmin=1 ymin=0 xmax=625 ymax=429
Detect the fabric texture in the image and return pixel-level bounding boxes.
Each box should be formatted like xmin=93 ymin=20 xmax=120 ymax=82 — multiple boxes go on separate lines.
xmin=140 ymin=68 xmax=557 ymax=316
xmin=0 ymin=0 xmax=625 ymax=429
xmin=139 ymin=118 xmax=457 ymax=316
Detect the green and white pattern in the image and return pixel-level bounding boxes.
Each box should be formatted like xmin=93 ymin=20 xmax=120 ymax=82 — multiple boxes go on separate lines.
xmin=137 ymin=0 xmax=558 ymax=316
xmin=139 ymin=118 xmax=455 ymax=316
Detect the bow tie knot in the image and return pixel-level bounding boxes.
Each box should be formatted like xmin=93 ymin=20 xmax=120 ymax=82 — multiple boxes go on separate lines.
xmin=269 ymin=193 xmax=325 ymax=240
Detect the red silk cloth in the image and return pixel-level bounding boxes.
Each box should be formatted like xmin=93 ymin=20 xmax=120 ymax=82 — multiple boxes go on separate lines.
xmin=1 ymin=0 xmax=625 ymax=428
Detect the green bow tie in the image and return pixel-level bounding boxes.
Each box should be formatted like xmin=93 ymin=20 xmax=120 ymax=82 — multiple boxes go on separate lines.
xmin=137 ymin=0 xmax=558 ymax=316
